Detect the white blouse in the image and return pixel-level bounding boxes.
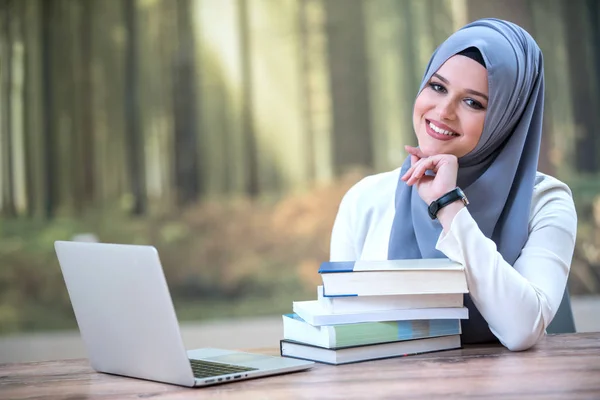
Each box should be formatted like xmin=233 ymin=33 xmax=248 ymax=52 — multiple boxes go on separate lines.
xmin=329 ymin=168 xmax=578 ymax=351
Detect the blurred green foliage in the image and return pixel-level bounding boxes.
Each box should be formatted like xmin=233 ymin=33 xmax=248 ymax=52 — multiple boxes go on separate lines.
xmin=1 ymin=171 xmax=599 ymax=335
xmin=0 ymin=172 xmax=364 ymax=335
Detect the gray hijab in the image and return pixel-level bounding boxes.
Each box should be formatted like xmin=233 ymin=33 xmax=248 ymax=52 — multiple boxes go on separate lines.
xmin=387 ymin=18 xmax=544 ymax=343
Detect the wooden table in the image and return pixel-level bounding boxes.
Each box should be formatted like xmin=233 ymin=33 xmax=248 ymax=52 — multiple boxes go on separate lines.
xmin=1 ymin=333 xmax=599 ymax=399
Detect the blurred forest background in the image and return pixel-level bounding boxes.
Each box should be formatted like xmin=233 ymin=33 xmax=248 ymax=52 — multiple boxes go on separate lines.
xmin=1 ymin=0 xmax=599 ymax=335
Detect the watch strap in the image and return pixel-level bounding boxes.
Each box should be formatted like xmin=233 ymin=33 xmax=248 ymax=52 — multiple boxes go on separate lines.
xmin=428 ymin=187 xmax=468 ymax=220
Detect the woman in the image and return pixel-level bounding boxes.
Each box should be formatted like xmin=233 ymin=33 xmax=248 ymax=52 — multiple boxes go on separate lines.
xmin=329 ymin=18 xmax=577 ymax=351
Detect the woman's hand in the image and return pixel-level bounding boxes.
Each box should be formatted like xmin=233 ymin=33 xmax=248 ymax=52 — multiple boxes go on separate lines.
xmin=401 ymin=146 xmax=459 ymax=205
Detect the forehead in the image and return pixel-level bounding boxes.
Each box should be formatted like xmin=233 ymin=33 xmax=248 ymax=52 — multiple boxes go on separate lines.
xmin=435 ymin=55 xmax=489 ymax=93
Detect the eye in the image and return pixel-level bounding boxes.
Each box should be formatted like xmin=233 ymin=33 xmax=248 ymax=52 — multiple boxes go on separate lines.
xmin=428 ymin=82 xmax=447 ymax=93
xmin=464 ymin=98 xmax=485 ymax=110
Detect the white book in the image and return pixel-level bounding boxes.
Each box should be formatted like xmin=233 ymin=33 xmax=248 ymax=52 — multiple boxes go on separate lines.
xmin=318 ymin=259 xmax=468 ymax=296
xmin=292 ymin=300 xmax=469 ymax=326
xmin=317 ymin=286 xmax=464 ymax=314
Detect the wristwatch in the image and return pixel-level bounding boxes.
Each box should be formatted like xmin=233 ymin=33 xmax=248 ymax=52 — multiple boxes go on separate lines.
xmin=428 ymin=187 xmax=469 ymax=220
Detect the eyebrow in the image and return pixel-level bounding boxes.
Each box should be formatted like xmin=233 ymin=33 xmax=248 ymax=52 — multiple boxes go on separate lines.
xmin=432 ymin=73 xmax=489 ymax=101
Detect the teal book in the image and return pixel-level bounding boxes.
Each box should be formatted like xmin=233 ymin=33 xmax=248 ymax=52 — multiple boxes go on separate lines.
xmin=282 ymin=313 xmax=461 ymax=349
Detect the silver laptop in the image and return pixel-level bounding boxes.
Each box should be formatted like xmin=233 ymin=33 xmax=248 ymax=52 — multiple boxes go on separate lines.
xmin=54 ymin=240 xmax=313 ymax=387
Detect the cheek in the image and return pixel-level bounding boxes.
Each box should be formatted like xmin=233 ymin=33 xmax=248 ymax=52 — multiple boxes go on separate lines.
xmin=413 ymin=93 xmax=429 ymax=126
xmin=463 ymin=114 xmax=486 ymax=145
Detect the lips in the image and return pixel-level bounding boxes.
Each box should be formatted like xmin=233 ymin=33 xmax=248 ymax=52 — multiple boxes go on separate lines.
xmin=425 ymin=119 xmax=459 ymax=141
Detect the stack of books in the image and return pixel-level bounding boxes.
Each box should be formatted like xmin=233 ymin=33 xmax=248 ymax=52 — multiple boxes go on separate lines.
xmin=280 ymin=258 xmax=469 ymax=365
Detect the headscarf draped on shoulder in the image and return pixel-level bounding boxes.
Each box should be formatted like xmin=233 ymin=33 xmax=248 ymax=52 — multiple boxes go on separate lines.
xmin=387 ymin=18 xmax=544 ymax=343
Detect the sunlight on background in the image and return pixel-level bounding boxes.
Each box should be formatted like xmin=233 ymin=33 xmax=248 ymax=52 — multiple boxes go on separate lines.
xmin=0 ymin=0 xmax=599 ymax=364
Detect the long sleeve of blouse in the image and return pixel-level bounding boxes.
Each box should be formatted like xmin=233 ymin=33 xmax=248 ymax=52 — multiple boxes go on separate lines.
xmin=329 ymin=170 xmax=577 ymax=351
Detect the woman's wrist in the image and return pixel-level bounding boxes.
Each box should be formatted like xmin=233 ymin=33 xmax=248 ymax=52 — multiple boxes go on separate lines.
xmin=436 ymin=200 xmax=466 ymax=232
xmin=424 ymin=186 xmax=459 ymax=206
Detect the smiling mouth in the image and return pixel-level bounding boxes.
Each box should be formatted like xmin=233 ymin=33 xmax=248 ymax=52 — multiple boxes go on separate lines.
xmin=426 ymin=119 xmax=460 ymax=137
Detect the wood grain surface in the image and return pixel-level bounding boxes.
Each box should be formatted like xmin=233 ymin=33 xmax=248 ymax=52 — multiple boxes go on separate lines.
xmin=1 ymin=333 xmax=599 ymax=399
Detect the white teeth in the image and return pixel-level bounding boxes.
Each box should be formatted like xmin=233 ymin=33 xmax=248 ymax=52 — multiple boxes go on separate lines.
xmin=429 ymin=121 xmax=457 ymax=136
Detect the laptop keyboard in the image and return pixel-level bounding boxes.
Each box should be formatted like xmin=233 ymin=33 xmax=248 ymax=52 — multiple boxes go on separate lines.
xmin=189 ymin=359 xmax=258 ymax=379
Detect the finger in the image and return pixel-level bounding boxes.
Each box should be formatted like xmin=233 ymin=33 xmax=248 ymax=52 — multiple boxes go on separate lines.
xmin=402 ymin=156 xmax=422 ymax=180
xmin=406 ymin=158 xmax=429 ymax=181
xmin=401 ymin=149 xmax=420 ymax=181
xmin=406 ymin=166 xmax=424 ymax=185
xmin=405 ymin=146 xmax=420 ymax=164
xmin=405 ymin=145 xmax=426 ymax=159
xmin=411 ymin=154 xmax=419 ymax=166
xmin=405 ymin=161 xmax=426 ymax=185
xmin=407 ymin=159 xmax=435 ymax=185
xmin=401 ymin=164 xmax=416 ymax=181
xmin=414 ymin=175 xmax=434 ymax=189
xmin=403 ymin=156 xmax=427 ymax=181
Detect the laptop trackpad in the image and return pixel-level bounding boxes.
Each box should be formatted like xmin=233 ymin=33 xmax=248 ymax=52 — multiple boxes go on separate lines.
xmin=204 ymin=352 xmax=300 ymax=369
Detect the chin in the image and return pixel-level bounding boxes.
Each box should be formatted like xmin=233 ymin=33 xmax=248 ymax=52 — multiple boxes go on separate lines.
xmin=418 ymin=146 xmax=437 ymax=157
xmin=417 ymin=135 xmax=460 ymax=158
xmin=416 ymin=141 xmax=443 ymax=157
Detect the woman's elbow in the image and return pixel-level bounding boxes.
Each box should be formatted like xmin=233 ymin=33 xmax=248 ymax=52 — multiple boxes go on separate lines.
xmin=501 ymin=328 xmax=545 ymax=351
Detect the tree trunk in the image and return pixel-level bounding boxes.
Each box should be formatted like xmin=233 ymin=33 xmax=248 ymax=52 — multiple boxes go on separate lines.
xmin=41 ymin=0 xmax=56 ymax=218
xmin=172 ymin=0 xmax=200 ymax=206
xmin=561 ymin=0 xmax=599 ymax=172
xmin=0 ymin=0 xmax=16 ymax=217
xmin=23 ymin=0 xmax=46 ymax=218
xmin=67 ymin=0 xmax=84 ymax=215
xmin=586 ymin=0 xmax=600 ymax=169
xmin=238 ymin=0 xmax=259 ymax=196
xmin=156 ymin=0 xmax=177 ymax=207
xmin=79 ymin=0 xmax=95 ymax=209
xmin=123 ymin=0 xmax=146 ymax=214
xmin=298 ymin=0 xmax=334 ymax=183
xmin=324 ymin=0 xmax=373 ymax=175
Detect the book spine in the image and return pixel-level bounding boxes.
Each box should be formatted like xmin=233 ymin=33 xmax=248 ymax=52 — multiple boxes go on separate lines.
xmin=309 ymin=307 xmax=469 ymax=326
xmin=332 ymin=319 xmax=461 ymax=347
xmin=318 ymin=261 xmax=355 ymax=273
xmin=327 ymin=325 xmax=336 ymax=348
xmin=319 ymin=259 xmax=462 ymax=273
xmin=322 ymin=284 xmax=357 ymax=297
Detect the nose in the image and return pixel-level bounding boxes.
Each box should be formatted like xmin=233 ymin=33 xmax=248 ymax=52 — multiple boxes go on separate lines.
xmin=438 ymin=99 xmax=456 ymax=121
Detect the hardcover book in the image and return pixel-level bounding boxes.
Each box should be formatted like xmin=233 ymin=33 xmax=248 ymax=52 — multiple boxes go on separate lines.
xmin=316 ymin=285 xmax=464 ymax=313
xmin=280 ymin=335 xmax=462 ymax=365
xmin=292 ymin=300 xmax=469 ymax=326
xmin=282 ymin=313 xmax=462 ymax=348
xmin=318 ymin=259 xmax=468 ymax=297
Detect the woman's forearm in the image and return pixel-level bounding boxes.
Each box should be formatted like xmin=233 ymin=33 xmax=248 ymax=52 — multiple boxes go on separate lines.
xmin=436 ymin=206 xmax=574 ymax=351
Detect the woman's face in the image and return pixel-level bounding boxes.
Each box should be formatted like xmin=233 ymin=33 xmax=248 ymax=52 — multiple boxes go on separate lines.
xmin=412 ymin=55 xmax=489 ymax=158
